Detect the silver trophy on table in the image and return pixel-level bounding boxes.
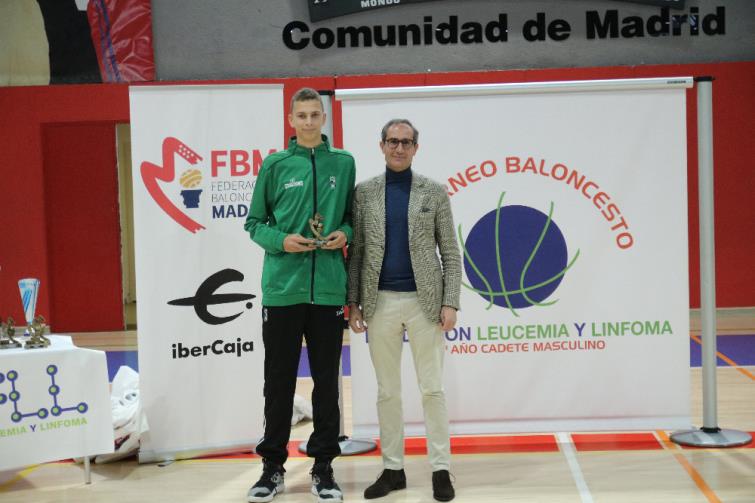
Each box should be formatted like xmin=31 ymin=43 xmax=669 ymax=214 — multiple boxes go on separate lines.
xmin=18 ymin=278 xmax=50 ymax=349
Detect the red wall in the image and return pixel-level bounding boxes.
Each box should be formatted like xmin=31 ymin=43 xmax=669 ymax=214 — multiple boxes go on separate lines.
xmin=0 ymin=84 xmax=130 ymax=331
xmin=0 ymin=61 xmax=752 ymax=331
xmin=42 ymin=123 xmax=122 ymax=331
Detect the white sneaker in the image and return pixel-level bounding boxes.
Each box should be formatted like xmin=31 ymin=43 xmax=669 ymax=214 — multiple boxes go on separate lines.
xmin=310 ymin=461 xmax=343 ymax=502
xmin=247 ymin=461 xmax=285 ymax=502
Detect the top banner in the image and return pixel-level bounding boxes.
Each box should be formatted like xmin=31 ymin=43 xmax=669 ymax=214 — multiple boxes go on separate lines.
xmin=308 ymin=0 xmax=686 ymax=21
xmin=308 ymin=0 xmax=437 ymax=22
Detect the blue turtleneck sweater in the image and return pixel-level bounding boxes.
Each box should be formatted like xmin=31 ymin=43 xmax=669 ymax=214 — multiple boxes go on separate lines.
xmin=378 ymin=167 xmax=417 ymax=292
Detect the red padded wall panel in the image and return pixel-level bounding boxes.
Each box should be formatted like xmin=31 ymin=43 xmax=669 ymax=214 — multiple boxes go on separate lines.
xmin=42 ymin=123 xmax=123 ymax=331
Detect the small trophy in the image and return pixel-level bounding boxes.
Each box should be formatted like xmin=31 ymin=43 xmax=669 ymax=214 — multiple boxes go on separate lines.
xmin=0 ymin=317 xmax=22 ymax=349
xmin=308 ymin=213 xmax=327 ymax=248
xmin=25 ymin=316 xmax=50 ymax=349
xmin=18 ymin=278 xmax=40 ymax=336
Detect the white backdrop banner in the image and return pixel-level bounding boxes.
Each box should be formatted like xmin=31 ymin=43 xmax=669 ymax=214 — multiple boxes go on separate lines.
xmin=339 ymin=78 xmax=692 ymax=435
xmin=129 ymin=84 xmax=282 ymax=461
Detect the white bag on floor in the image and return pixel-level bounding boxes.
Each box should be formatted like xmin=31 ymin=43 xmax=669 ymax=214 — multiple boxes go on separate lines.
xmin=292 ymin=393 xmax=313 ymax=425
xmin=94 ymin=365 xmax=148 ymax=463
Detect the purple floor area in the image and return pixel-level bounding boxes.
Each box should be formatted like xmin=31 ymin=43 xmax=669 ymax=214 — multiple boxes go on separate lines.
xmin=690 ymin=334 xmax=755 ymax=367
xmin=297 ymin=345 xmax=351 ymax=377
xmin=105 ymin=350 xmax=140 ymax=381
xmin=716 ymin=334 xmax=755 ymax=364
xmin=105 ymin=334 xmax=753 ymax=381
xmin=689 ymin=339 xmax=727 ymax=367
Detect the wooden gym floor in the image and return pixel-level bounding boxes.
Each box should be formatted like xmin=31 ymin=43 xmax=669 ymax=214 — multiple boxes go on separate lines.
xmin=0 ymin=308 xmax=753 ymax=502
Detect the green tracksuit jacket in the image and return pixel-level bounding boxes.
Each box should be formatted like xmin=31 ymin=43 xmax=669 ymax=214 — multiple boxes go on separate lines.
xmin=244 ymin=135 xmax=355 ymax=306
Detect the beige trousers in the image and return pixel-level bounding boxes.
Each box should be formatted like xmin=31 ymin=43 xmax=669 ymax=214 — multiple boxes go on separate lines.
xmin=367 ymin=291 xmax=450 ymax=471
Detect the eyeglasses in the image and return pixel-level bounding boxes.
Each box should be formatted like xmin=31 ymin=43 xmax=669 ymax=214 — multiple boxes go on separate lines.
xmin=384 ymin=138 xmax=416 ymax=149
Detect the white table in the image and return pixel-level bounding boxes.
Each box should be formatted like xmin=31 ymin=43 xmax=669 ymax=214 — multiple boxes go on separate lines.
xmin=0 ymin=336 xmax=113 ymax=482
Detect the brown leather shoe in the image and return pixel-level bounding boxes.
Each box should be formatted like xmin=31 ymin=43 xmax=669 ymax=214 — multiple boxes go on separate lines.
xmin=432 ymin=470 xmax=455 ymax=501
xmin=363 ymin=468 xmax=406 ymax=499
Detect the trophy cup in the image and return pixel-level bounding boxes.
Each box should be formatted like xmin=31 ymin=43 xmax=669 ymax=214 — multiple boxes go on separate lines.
xmin=25 ymin=315 xmax=50 ymax=349
xmin=0 ymin=317 xmax=22 ymax=349
xmin=18 ymin=278 xmax=40 ymax=337
xmin=308 ymin=213 xmax=327 ymax=248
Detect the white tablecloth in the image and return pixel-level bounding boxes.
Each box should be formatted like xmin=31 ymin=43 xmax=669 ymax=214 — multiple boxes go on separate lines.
xmin=0 ymin=336 xmax=114 ymax=471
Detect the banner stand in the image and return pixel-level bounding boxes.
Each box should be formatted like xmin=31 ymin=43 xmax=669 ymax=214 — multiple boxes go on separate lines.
xmin=670 ymin=77 xmax=752 ymax=448
xmin=130 ymin=84 xmax=281 ymax=463
xmin=341 ymin=77 xmax=694 ymax=437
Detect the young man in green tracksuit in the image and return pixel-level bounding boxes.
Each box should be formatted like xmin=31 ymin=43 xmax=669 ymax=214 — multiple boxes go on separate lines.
xmin=244 ymin=87 xmax=355 ymax=503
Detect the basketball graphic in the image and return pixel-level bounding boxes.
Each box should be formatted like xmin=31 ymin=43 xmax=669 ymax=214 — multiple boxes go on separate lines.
xmin=179 ymin=168 xmax=203 ymax=188
xmin=458 ymin=193 xmax=579 ymax=314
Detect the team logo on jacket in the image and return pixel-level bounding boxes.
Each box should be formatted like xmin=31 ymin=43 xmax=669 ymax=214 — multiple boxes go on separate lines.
xmin=329 ymin=176 xmax=337 ymax=189
xmin=284 ymin=178 xmax=304 ymax=189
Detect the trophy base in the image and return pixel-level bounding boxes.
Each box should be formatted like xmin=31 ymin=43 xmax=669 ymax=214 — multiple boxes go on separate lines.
xmin=24 ymin=340 xmax=50 ymax=349
xmin=0 ymin=340 xmax=22 ymax=349
xmin=313 ymin=239 xmax=327 ymax=249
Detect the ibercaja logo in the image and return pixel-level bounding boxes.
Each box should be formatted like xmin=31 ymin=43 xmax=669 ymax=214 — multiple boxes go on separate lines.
xmin=140 ymin=137 xmax=276 ymax=233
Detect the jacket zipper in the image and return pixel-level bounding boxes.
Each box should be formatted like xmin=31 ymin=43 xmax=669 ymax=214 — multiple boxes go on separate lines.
xmin=310 ymin=148 xmax=317 ymax=304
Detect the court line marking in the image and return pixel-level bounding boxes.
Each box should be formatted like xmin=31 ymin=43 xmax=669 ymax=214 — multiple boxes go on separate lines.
xmin=655 ymin=430 xmax=722 ymax=503
xmin=690 ymin=334 xmax=755 ymax=381
xmin=556 ymin=432 xmax=593 ymax=503
xmin=0 ymin=464 xmax=41 ymax=492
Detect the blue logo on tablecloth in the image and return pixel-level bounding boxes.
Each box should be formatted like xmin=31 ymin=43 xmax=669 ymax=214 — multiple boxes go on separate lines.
xmin=0 ymin=365 xmax=88 ymax=423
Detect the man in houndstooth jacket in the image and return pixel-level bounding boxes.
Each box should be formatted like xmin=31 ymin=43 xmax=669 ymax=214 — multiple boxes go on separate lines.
xmin=348 ymin=118 xmax=461 ymax=502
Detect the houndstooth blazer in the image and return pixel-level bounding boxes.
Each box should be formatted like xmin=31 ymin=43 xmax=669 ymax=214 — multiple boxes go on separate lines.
xmin=347 ymin=171 xmax=461 ymax=323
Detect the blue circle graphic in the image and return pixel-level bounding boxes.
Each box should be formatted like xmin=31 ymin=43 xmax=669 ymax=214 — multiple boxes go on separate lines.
xmin=462 ymin=203 xmax=572 ymax=310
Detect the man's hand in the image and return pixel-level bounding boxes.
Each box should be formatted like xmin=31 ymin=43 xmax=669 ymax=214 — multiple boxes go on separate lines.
xmin=322 ymin=230 xmax=347 ymax=250
xmin=349 ymin=303 xmax=367 ymax=333
xmin=439 ymin=306 xmax=457 ymax=332
xmin=283 ymin=234 xmax=315 ymax=252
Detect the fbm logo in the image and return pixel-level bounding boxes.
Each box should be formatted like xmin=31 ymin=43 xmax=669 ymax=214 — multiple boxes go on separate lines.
xmin=141 ymin=137 xmax=206 ymax=233
xmin=140 ymin=137 xmax=276 ymax=233
xmin=459 ymin=192 xmax=579 ymax=315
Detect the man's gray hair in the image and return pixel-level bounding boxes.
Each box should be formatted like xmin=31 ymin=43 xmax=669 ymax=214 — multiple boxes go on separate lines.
xmin=381 ymin=119 xmax=419 ymax=143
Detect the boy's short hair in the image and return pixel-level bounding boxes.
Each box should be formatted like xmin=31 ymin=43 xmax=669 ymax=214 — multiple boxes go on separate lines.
xmin=290 ymin=87 xmax=323 ymax=112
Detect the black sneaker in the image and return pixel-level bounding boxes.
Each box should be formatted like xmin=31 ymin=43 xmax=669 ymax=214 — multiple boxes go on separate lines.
xmin=310 ymin=461 xmax=343 ymax=502
xmin=364 ymin=468 xmax=407 ymax=499
xmin=432 ymin=470 xmax=455 ymax=502
xmin=247 ymin=460 xmax=285 ymax=502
